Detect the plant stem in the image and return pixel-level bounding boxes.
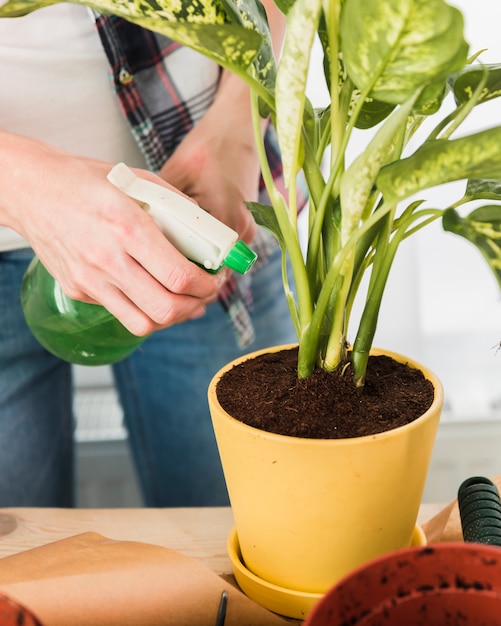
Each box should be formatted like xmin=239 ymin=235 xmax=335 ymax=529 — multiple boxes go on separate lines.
xmin=351 ymin=208 xmax=399 ymax=387
xmin=299 ymin=199 xmax=395 ymax=377
xmin=322 ymin=252 xmax=353 ymax=370
xmin=426 ymin=67 xmax=488 ymax=142
xmin=250 ymin=91 xmax=313 ymax=341
xmin=350 ymin=204 xmax=444 ymax=386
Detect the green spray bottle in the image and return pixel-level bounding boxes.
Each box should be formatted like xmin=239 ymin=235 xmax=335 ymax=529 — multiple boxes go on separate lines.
xmin=21 ymin=163 xmax=257 ymax=365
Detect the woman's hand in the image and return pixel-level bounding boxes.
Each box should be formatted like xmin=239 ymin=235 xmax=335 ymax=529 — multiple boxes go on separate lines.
xmin=0 ymin=131 xmax=227 ymax=336
xmin=159 ymin=0 xmax=286 ymax=245
xmin=158 ymin=73 xmax=260 ymax=246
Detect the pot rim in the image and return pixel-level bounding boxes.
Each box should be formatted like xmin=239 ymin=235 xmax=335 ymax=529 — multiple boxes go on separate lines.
xmin=208 ymin=344 xmax=444 ymax=445
xmin=305 ymin=541 xmax=501 ymax=626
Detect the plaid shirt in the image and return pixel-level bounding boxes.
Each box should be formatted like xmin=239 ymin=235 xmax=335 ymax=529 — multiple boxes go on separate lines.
xmin=94 ymin=14 xmax=305 ymax=347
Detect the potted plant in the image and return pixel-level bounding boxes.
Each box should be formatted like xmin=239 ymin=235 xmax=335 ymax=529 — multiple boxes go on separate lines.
xmin=1 ymin=0 xmax=500 ymax=619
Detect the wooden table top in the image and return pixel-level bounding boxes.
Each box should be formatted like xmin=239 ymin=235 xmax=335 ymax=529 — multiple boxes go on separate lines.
xmin=0 ymin=505 xmax=446 ymax=625
xmin=0 ymin=504 xmax=443 ymax=575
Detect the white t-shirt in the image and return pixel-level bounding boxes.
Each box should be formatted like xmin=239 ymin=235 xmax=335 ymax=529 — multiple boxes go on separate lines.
xmin=0 ymin=3 xmax=147 ymax=251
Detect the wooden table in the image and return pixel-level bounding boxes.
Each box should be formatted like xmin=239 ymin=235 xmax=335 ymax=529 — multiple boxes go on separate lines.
xmin=0 ymin=504 xmax=443 ymax=574
xmin=0 ymin=504 xmax=444 ymax=624
xmin=0 ymin=507 xmax=235 ymax=575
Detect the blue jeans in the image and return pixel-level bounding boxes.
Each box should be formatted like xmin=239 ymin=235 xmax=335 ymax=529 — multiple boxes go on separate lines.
xmin=0 ymin=246 xmax=295 ymax=506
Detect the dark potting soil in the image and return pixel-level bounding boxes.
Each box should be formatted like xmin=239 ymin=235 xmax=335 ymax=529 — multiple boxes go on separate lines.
xmin=216 ymin=346 xmax=435 ymax=439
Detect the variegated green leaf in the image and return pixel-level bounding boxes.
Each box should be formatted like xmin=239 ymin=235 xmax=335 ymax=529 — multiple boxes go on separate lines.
xmin=443 ymin=205 xmax=501 ymax=290
xmin=338 ymin=51 xmax=397 ymax=129
xmin=452 ymin=64 xmax=501 ymax=106
xmin=275 ymin=0 xmax=322 ymax=185
xmin=0 ymin=0 xmax=264 ymax=82
xmin=218 ymin=0 xmax=276 ymax=90
xmin=0 ymin=0 xmax=228 ymax=21
xmin=466 ymin=179 xmax=501 ymax=201
xmin=340 ymin=0 xmax=468 ymax=105
xmin=340 ymin=94 xmax=416 ymax=242
xmin=340 ymin=57 xmax=397 ymax=129
xmin=377 ymin=126 xmax=501 ymax=203
xmin=0 ymin=0 xmax=51 ymax=15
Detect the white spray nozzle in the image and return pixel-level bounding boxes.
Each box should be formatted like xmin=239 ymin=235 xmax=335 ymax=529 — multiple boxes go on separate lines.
xmin=107 ymin=163 xmax=256 ymax=274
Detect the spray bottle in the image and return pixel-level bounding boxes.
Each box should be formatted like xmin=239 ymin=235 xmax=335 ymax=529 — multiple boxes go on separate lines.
xmin=21 ymin=163 xmax=257 ymax=365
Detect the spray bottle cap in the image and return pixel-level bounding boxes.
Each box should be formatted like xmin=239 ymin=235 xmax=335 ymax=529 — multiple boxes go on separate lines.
xmin=107 ymin=163 xmax=257 ymax=274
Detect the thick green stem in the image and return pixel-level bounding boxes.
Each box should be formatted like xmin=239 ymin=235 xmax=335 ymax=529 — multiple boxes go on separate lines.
xmin=298 ymin=199 xmax=395 ymax=376
xmin=322 ymin=251 xmax=353 ymax=370
xmin=250 ymin=91 xmax=314 ymax=341
xmin=350 ymin=201 xmax=443 ymax=386
xmin=351 ymin=226 xmax=398 ymax=387
xmin=350 ymin=203 xmax=445 ymax=385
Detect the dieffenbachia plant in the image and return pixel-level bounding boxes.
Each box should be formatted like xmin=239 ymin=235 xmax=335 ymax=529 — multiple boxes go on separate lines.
xmin=1 ymin=0 xmax=500 ymax=385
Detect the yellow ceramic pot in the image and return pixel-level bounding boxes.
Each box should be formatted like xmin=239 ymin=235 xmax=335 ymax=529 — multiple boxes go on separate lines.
xmin=208 ymin=345 xmax=443 ymax=619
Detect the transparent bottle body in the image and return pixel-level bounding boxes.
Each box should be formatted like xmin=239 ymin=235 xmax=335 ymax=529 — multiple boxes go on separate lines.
xmin=21 ymin=257 xmax=146 ymax=365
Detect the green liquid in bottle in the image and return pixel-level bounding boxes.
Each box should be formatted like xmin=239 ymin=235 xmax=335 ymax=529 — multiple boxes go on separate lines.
xmin=21 ymin=257 xmax=146 ymax=365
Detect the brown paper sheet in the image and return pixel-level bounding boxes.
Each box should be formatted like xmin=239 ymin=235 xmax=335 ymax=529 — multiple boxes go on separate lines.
xmin=0 ymin=532 xmax=289 ymax=626
xmin=422 ymin=474 xmax=501 ymax=543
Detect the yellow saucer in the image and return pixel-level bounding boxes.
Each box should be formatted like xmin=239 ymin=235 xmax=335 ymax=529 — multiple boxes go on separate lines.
xmin=227 ymin=526 xmax=320 ymax=619
xmin=227 ymin=524 xmax=427 ymax=620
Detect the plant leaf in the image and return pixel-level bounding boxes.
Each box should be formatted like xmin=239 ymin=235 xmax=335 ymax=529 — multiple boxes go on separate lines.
xmin=0 ymin=0 xmax=264 ymax=80
xmin=465 ymin=179 xmax=501 ymax=201
xmin=336 ymin=53 xmax=397 ymax=129
xmin=340 ymin=0 xmax=468 ymax=106
xmin=340 ymin=94 xmax=416 ymax=242
xmin=317 ymin=10 xmax=332 ymax=95
xmin=377 ymin=127 xmax=501 ymax=203
xmin=272 ymin=0 xmax=296 ymax=15
xmin=218 ymin=0 xmax=277 ymax=90
xmin=301 ymin=100 xmax=318 ymax=155
xmin=0 ymin=0 xmax=228 ymax=22
xmin=0 ymin=0 xmax=50 ymax=15
xmin=452 ymin=64 xmax=501 ymax=106
xmin=275 ymin=0 xmax=322 ymax=185
xmin=443 ymin=206 xmax=501 ymax=290
xmin=355 ymin=98 xmax=396 ymax=130
xmin=246 ymin=201 xmax=286 ymax=247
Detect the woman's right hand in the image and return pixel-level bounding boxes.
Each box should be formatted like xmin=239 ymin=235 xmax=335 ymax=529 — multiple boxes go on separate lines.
xmin=0 ymin=130 xmax=227 ymax=336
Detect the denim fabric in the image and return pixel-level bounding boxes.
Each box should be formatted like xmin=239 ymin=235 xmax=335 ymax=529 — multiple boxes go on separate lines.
xmin=0 ymin=250 xmax=75 ymax=506
xmin=0 ymin=247 xmax=295 ymax=506
xmin=112 ymin=246 xmax=296 ymax=506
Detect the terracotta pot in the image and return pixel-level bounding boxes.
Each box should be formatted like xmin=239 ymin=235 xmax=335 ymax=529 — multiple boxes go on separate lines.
xmin=304 ymin=542 xmax=501 ymax=626
xmin=0 ymin=593 xmax=43 ymax=625
xmin=208 ymin=345 xmax=443 ymax=619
